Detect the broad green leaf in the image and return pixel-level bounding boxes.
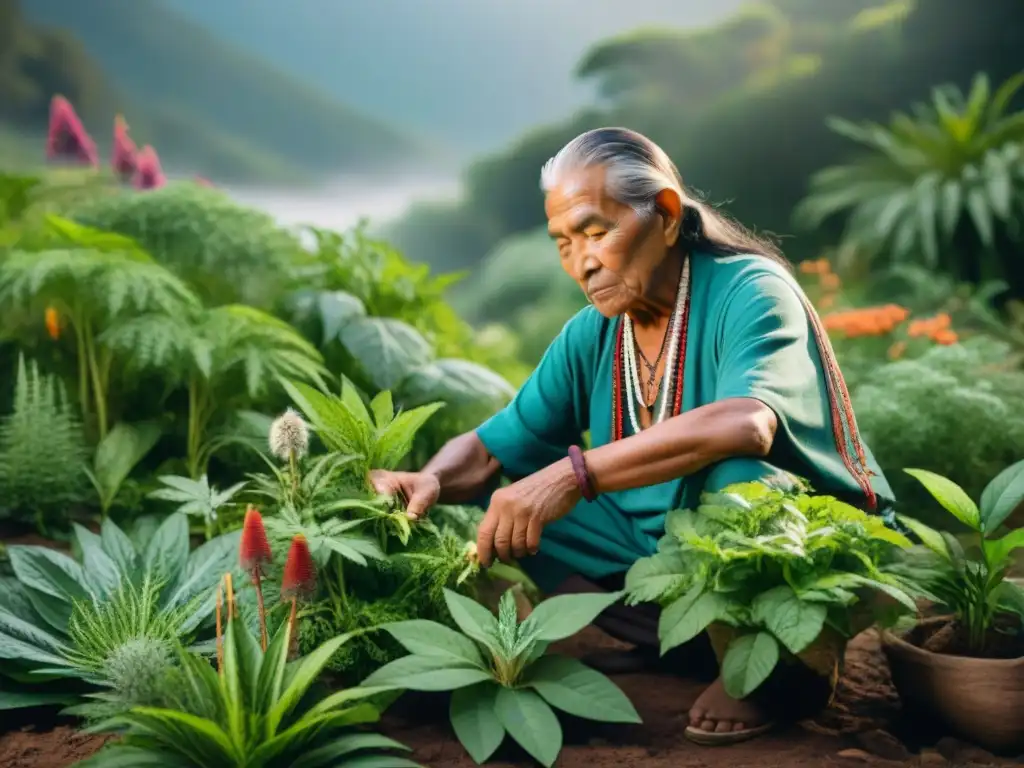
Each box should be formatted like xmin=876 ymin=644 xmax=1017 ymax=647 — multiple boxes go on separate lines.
xmin=0 ymin=690 xmax=77 ymax=710
xmin=525 ymin=655 xmax=640 ymax=723
xmin=979 ymin=459 xmax=1024 ymax=533
xmin=340 ymin=374 xmax=373 ymax=427
xmin=399 ymin=359 xmax=515 ymax=409
xmin=143 ymin=513 xmax=190 ymax=582
xmin=904 ymin=469 xmax=980 ymax=529
xmin=983 ymin=529 xmax=1024 ymax=570
xmin=659 ymin=587 xmax=724 ymax=654
xmin=72 ymin=524 xmax=121 ymax=599
xmin=167 ymin=530 xmax=241 ymax=620
xmin=443 ymin=589 xmax=499 ymax=649
xmin=449 ymin=682 xmax=505 ymax=764
xmin=7 ymin=546 xmax=90 ymax=604
xmin=624 ymin=553 xmax=688 ymax=604
xmin=524 ymin=590 xmax=624 ymax=643
xmin=340 ymin=317 xmax=433 ymax=391
xmin=0 ymin=607 xmax=69 ymax=666
xmin=896 ymin=515 xmax=951 ymax=559
xmin=316 ymin=290 xmax=367 ymax=343
xmin=306 ymin=685 xmax=396 ymax=718
xmin=721 ymin=632 xmax=780 ymax=699
xmin=99 ymin=517 xmax=138 ymax=576
xmin=91 ymin=421 xmax=162 ymax=510
xmin=362 ymin=654 xmax=493 ymax=692
xmin=751 ymin=586 xmax=827 ymax=655
xmin=494 ymin=686 xmax=562 ymax=768
xmin=381 ymin=620 xmax=486 ymax=667
xmin=72 ymin=745 xmax=193 ymax=767
xmin=255 ymin=621 xmax=293 ymax=714
xmin=249 ymin=705 xmax=381 ymax=765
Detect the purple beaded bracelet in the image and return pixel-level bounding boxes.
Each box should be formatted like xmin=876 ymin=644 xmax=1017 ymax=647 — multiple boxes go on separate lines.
xmin=568 ymin=445 xmax=597 ymax=502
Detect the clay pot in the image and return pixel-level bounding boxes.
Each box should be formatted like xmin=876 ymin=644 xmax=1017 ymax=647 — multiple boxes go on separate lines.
xmin=882 ymin=619 xmax=1024 ymax=754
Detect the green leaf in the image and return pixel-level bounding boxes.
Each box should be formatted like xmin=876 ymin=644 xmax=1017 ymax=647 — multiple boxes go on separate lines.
xmin=370 ymin=390 xmax=395 ymax=429
xmin=721 ymin=632 xmax=780 ymax=699
xmin=525 ymin=655 xmax=640 ymax=723
xmin=896 ymin=515 xmax=952 ymax=560
xmin=90 ymin=421 xmax=162 ymax=511
xmin=7 ymin=546 xmax=90 ymax=604
xmin=624 ymin=553 xmax=688 ymax=604
xmin=399 ymin=359 xmax=514 ymax=409
xmin=99 ymin=517 xmax=138 ymax=576
xmin=267 ymin=632 xmax=356 ymax=733
xmin=523 ymin=590 xmax=624 ymax=643
xmin=339 ymin=374 xmax=373 ymax=427
xmin=983 ymin=529 xmax=1024 ymax=570
xmin=143 ymin=513 xmax=190 ymax=582
xmin=373 ymin=402 xmax=446 ymax=470
xmin=315 ymin=290 xmax=367 ymax=343
xmin=979 ymin=459 xmax=1024 ymax=533
xmin=72 ymin=745 xmax=192 ymax=767
xmin=450 ymin=682 xmax=505 ymax=764
xmin=123 ymin=708 xmax=237 ymax=765
xmin=659 ymin=587 xmax=725 ymax=654
xmin=443 ymin=589 xmax=499 ymax=649
xmin=0 ymin=690 xmax=77 ymax=710
xmin=72 ymin=524 xmax=121 ymax=599
xmin=494 ymin=686 xmax=562 ymax=768
xmin=362 ymin=654 xmax=493 ymax=692
xmin=340 ymin=317 xmax=433 ymax=391
xmin=381 ymin=620 xmax=487 ymax=667
xmin=751 ymin=586 xmax=827 ymax=655
xmin=291 ymin=733 xmax=412 ymax=768
xmin=904 ymin=469 xmax=980 ymax=530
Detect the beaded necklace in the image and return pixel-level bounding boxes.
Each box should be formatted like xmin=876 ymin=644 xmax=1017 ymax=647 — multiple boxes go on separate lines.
xmin=614 ymin=256 xmax=692 ymax=439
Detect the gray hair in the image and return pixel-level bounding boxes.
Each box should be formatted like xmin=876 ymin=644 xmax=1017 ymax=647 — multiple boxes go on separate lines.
xmin=539 ymin=127 xmax=785 ymax=264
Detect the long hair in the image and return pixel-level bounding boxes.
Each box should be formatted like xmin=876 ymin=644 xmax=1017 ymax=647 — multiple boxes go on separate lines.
xmin=540 ymin=127 xmax=788 ymax=269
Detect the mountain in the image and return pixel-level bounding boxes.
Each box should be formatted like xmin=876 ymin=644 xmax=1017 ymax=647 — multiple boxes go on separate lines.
xmin=157 ymin=0 xmax=747 ymax=153
xmin=18 ymin=0 xmax=433 ymax=182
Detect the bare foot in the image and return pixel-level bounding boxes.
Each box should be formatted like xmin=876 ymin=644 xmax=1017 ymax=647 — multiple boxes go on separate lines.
xmin=687 ymin=677 xmax=771 ymax=734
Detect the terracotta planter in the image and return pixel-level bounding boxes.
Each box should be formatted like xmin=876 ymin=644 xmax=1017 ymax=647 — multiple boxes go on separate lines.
xmin=882 ymin=621 xmax=1024 ymax=754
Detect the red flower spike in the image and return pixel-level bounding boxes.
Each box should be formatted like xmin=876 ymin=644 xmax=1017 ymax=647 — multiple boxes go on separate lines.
xmin=112 ymin=115 xmax=138 ymax=181
xmin=46 ymin=95 xmax=99 ymax=168
xmin=281 ymin=534 xmax=316 ymax=599
xmin=132 ymin=145 xmax=166 ymax=190
xmin=239 ymin=506 xmax=273 ymax=574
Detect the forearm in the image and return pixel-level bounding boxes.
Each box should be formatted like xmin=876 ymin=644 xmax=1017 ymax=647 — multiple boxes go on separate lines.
xmin=584 ymin=397 xmax=777 ymax=494
xmin=423 ymin=431 xmax=502 ymax=503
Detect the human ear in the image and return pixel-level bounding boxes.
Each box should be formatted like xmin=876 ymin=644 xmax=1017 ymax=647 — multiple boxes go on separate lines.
xmin=654 ymin=188 xmax=683 ymax=246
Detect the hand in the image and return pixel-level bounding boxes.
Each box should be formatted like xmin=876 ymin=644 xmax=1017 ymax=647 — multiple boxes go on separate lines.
xmin=369 ymin=470 xmax=440 ymax=520
xmin=477 ymin=458 xmax=582 ymax=568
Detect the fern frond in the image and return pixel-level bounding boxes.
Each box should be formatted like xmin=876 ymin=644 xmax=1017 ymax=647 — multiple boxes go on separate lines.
xmin=0 ymin=355 xmax=89 ymax=521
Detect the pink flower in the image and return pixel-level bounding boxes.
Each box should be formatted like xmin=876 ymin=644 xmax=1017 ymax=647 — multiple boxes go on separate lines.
xmin=46 ymin=95 xmax=98 ymax=168
xmin=132 ymin=145 xmax=166 ymax=190
xmin=112 ymin=115 xmax=138 ymax=181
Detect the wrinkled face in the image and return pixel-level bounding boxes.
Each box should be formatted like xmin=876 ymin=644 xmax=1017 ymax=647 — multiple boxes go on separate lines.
xmin=545 ymin=165 xmax=677 ymax=318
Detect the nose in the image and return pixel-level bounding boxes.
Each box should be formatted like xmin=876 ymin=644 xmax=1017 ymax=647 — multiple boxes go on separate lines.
xmin=571 ymin=242 xmax=601 ymax=283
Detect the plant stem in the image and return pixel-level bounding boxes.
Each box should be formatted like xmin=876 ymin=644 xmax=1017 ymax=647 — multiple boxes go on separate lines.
xmin=215 ymin=576 xmax=224 ymax=675
xmin=287 ymin=596 xmax=298 ymax=659
xmin=83 ymin=319 xmax=108 ymax=439
xmin=253 ymin=572 xmax=268 ymax=651
xmin=72 ymin=318 xmax=89 ymax=420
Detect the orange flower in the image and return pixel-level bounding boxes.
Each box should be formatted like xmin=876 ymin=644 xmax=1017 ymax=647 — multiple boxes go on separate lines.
xmin=281 ymin=534 xmax=317 ymax=599
xmin=933 ymin=329 xmax=958 ymax=345
xmin=821 ymin=304 xmax=910 ymax=339
xmin=820 ymin=272 xmax=841 ymax=291
xmin=45 ymin=307 xmax=60 ymax=340
xmin=818 ymin=294 xmax=836 ymax=310
xmin=888 ymin=341 xmax=907 ymax=360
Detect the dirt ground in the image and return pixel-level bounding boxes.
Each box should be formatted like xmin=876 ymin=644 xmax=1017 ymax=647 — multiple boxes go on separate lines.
xmin=2 ymin=626 xmax=1019 ymax=768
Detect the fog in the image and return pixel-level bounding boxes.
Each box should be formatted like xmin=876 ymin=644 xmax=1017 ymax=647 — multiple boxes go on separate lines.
xmin=218 ymin=172 xmax=463 ymax=235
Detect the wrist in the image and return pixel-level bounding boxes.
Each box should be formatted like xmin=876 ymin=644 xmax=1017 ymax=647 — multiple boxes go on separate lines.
xmin=567 ymin=445 xmax=598 ymax=502
xmin=556 ymin=456 xmax=585 ymax=503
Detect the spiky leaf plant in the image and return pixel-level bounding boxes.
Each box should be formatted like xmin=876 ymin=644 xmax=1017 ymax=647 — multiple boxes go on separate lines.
xmin=76 ymin=611 xmax=420 ymax=767
xmin=0 ymin=513 xmax=239 ymax=710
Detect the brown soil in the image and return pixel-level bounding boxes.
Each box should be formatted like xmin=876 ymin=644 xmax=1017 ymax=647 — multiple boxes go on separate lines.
xmin=0 ymin=625 xmax=1020 ymax=767
xmin=905 ymin=617 xmax=1024 ymax=660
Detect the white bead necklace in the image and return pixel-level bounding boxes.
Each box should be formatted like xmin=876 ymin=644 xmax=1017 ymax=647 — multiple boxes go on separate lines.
xmin=622 ymin=257 xmax=691 ymax=435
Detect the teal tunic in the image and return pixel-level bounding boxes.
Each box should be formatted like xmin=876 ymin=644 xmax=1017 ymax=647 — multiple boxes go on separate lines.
xmin=476 ymin=252 xmax=895 ymax=592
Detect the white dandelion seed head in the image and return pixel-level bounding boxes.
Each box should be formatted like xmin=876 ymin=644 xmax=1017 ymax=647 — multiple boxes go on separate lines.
xmin=269 ymin=408 xmax=309 ymax=462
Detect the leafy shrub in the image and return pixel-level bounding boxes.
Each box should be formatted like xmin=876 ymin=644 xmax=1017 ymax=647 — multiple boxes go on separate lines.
xmin=853 ymin=337 xmax=1024 ymax=524
xmin=363 ymin=588 xmax=639 ymax=767
xmin=0 ymin=513 xmax=239 ymax=709
xmin=78 ymin=616 xmax=418 ymax=767
xmin=0 ymin=354 xmax=90 ymax=526
xmin=889 ymin=461 xmax=1024 ymax=655
xmin=625 ymin=482 xmax=915 ymax=699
